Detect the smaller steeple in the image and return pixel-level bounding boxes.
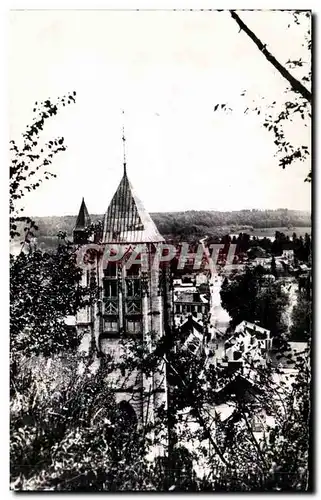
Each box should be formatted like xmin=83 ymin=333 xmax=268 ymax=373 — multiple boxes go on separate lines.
xmin=73 ymin=197 xmax=91 ymax=244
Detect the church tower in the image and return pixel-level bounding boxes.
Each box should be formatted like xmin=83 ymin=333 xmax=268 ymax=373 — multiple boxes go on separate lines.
xmin=73 ymin=198 xmax=94 ymax=339
xmin=95 ymin=164 xmax=170 ymax=433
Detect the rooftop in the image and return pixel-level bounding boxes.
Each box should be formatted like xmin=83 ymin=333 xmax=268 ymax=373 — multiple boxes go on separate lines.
xmin=102 ymin=168 xmax=164 ymax=244
xmin=74 ymin=198 xmax=91 ymax=230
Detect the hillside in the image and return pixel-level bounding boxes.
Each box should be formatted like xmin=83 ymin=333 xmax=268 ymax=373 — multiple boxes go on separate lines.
xmin=23 ymin=209 xmax=310 ymax=240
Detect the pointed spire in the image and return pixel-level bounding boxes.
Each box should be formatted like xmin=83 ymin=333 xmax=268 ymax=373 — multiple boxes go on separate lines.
xmin=73 ymin=198 xmax=91 ymax=244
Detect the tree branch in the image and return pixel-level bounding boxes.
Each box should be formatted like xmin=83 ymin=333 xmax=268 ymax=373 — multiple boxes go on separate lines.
xmin=163 ymin=355 xmax=230 ymax=468
xmin=230 ymin=11 xmax=312 ymax=103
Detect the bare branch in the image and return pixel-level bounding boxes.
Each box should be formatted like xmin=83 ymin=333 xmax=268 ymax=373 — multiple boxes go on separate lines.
xmin=230 ymin=11 xmax=311 ymax=103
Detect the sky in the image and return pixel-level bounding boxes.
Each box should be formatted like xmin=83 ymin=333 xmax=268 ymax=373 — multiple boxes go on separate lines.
xmin=9 ymin=9 xmax=311 ymax=216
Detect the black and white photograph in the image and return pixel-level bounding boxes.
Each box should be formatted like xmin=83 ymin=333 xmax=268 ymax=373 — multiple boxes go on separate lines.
xmin=9 ymin=6 xmax=312 ymax=492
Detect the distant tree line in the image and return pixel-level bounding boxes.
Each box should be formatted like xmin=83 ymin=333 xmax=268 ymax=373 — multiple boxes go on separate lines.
xmin=153 ymin=209 xmax=311 ymax=235
xmin=17 ymin=209 xmax=310 ymax=242
xmin=228 ymin=231 xmax=311 ymax=262
xmin=169 ymin=231 xmax=311 ymax=275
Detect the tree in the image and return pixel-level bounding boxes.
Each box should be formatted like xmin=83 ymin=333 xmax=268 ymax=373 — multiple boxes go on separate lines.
xmin=271 ymin=256 xmax=277 ymax=277
xmin=220 ymin=266 xmax=288 ymax=336
xmin=10 ymin=93 xmax=76 ymax=241
xmin=255 ymin=282 xmax=289 ymax=337
xmin=9 ymin=94 xmax=97 ymax=369
xmin=290 ymin=290 xmax=311 ymax=341
xmin=214 ymin=11 xmax=311 ymax=181
xmin=220 ymin=267 xmax=261 ymax=328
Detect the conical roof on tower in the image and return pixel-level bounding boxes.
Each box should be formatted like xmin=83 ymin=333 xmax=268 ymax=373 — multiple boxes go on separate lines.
xmin=74 ymin=197 xmax=91 ymax=230
xmin=102 ymin=169 xmax=164 ymax=243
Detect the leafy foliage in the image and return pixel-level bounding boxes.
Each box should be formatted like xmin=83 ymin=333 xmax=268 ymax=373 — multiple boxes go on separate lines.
xmin=10 ymin=92 xmax=76 ymax=240
xmin=10 ymin=362 xmax=153 ymax=491
xmin=10 ymin=239 xmax=95 ymax=358
xmin=220 ymin=266 xmax=289 ymax=336
xmin=290 ymin=290 xmax=311 ymax=341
